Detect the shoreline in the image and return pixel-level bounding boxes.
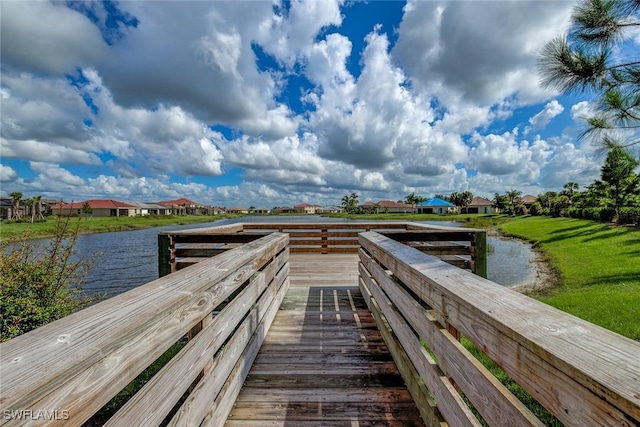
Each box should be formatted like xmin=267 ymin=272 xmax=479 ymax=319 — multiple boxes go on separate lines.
xmin=485 ymin=228 xmax=560 ymax=296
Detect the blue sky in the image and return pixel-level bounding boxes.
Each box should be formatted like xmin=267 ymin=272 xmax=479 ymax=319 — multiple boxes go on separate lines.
xmin=1 ymin=0 xmax=634 ymax=207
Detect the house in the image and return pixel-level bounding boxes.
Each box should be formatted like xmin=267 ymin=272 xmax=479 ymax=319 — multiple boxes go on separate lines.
xmin=227 ymin=206 xmax=249 ymax=214
xmin=460 ymin=197 xmax=497 ymax=214
xmin=0 ymin=198 xmax=14 ymax=220
xmin=52 ymin=200 xmax=138 ymax=217
xmin=250 ymin=207 xmax=271 ymax=215
xmin=521 ymin=195 xmax=538 ymax=209
xmin=294 ymin=203 xmax=321 ymax=214
xmin=417 ymin=197 xmax=456 ymax=214
xmin=363 ymin=200 xmax=415 ymax=213
xmin=319 ymin=205 xmax=344 ymax=213
xmin=272 ymin=206 xmax=295 ymax=214
xmin=206 ymin=206 xmax=226 ymax=215
xmin=158 ymin=198 xmax=204 ymax=215
xmin=127 ymin=202 xmax=172 ymax=216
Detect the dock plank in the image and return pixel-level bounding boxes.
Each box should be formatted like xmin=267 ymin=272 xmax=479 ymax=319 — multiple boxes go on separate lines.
xmin=226 ymin=253 xmax=422 ymax=426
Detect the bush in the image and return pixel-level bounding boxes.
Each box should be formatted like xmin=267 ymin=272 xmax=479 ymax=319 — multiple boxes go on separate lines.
xmin=0 ymin=215 xmax=96 ymax=342
xmin=619 ymin=207 xmax=640 ymax=225
xmin=529 ymin=202 xmax=543 ymax=216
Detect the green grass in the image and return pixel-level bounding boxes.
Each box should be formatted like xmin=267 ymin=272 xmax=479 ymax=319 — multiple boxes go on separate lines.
xmin=323 ymin=212 xmax=513 ymax=228
xmin=0 ymin=214 xmax=243 ymax=241
xmin=499 ymin=216 xmax=640 ymax=340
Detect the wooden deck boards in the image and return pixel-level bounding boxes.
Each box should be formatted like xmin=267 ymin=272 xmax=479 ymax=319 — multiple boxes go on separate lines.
xmin=226 ymin=253 xmax=423 ymax=426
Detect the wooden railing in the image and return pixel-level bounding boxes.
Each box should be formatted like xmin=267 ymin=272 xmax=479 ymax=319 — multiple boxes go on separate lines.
xmin=0 ymin=233 xmax=290 ymax=427
xmin=358 ymin=231 xmax=640 ymax=427
xmin=159 ymin=221 xmax=487 ymax=277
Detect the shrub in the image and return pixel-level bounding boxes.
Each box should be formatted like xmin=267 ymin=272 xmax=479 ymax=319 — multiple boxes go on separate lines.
xmin=529 ymin=202 xmax=543 ymax=216
xmin=0 ymin=215 xmax=96 ymax=342
xmin=619 ymin=207 xmax=640 ymax=225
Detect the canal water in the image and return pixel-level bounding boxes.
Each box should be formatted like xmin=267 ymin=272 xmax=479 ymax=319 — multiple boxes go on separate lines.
xmin=69 ymin=216 xmax=535 ymax=298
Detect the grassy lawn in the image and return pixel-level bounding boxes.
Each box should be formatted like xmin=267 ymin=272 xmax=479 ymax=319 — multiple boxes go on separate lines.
xmin=0 ymin=214 xmax=243 ymax=241
xmin=499 ymin=216 xmax=640 ymax=341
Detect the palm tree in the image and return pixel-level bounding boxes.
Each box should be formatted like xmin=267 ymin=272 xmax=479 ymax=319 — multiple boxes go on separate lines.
xmin=505 ymin=190 xmax=523 ymax=215
xmin=562 ymin=182 xmax=580 ymax=206
xmin=34 ymin=195 xmax=44 ymax=220
xmin=9 ymin=191 xmax=22 ymax=219
xmin=538 ymin=0 xmax=640 ymax=151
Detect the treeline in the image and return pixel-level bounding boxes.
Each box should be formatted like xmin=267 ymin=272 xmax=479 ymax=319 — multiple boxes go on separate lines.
xmin=502 ymin=147 xmax=640 ymax=224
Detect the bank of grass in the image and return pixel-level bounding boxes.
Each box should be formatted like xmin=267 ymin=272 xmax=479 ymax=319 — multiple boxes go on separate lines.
xmin=0 ymin=214 xmax=244 ymax=242
xmin=499 ymin=216 xmax=640 ymax=341
xmin=323 ymin=212 xmax=513 ymax=229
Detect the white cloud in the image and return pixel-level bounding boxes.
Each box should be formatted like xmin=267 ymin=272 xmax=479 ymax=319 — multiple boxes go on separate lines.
xmin=30 ymin=162 xmax=86 ymax=187
xmin=393 ymin=1 xmax=574 ymax=106
xmin=1 ymin=139 xmax=102 ymax=165
xmin=0 ymin=164 xmax=17 ymax=182
xmin=527 ymin=100 xmax=564 ymax=131
xmin=570 ymin=101 xmax=595 ymax=121
xmin=0 ymin=1 xmax=108 ymax=75
xmin=0 ymin=1 xmax=606 ymax=207
xmin=256 ymin=0 xmax=344 ymax=65
xmin=468 ymin=131 xmax=552 ymax=180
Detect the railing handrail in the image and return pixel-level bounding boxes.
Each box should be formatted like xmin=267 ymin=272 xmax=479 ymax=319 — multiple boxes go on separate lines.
xmin=358 ymin=231 xmax=640 ymax=426
xmin=0 ymin=233 xmax=289 ymax=426
xmin=159 ymin=221 xmax=487 ymax=277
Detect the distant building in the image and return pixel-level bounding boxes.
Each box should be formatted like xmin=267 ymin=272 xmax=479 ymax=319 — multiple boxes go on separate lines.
xmin=319 ymin=205 xmax=344 ymax=213
xmin=52 ymin=200 xmax=139 ymax=217
xmin=127 ymin=202 xmax=172 ymax=216
xmin=521 ymin=195 xmax=538 ymax=209
xmin=417 ymin=198 xmax=455 ymax=214
xmin=295 ymin=203 xmax=321 ymax=214
xmin=363 ymin=200 xmax=415 ymax=213
xmin=158 ymin=198 xmax=204 ymax=215
xmin=250 ymin=207 xmax=271 ymax=215
xmin=0 ymin=198 xmax=14 ymax=220
xmin=460 ymin=197 xmax=497 ymax=214
xmin=227 ymin=206 xmax=249 ymax=214
xmin=272 ymin=206 xmax=295 ymax=214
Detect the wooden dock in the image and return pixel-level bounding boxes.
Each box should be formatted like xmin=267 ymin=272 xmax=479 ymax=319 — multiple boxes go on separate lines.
xmin=2 ymin=223 xmax=639 ymax=427
xmin=227 ymin=254 xmax=424 ymax=426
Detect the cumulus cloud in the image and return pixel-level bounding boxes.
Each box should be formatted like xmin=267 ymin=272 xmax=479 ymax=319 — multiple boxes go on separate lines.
xmin=256 ymin=0 xmax=344 ymax=65
xmin=308 ymin=27 xmax=466 ymax=179
xmin=0 ymin=73 xmax=95 ymax=149
xmin=0 ymin=1 xmax=605 ymax=206
xmin=570 ymin=101 xmax=595 ymax=121
xmin=393 ymin=1 xmax=573 ymax=105
xmin=0 ymin=1 xmax=109 ymax=75
xmin=527 ymin=100 xmax=564 ymax=132
xmin=468 ymin=131 xmax=552 ymax=180
xmin=94 ymin=2 xmax=299 ymax=138
xmin=0 ymin=164 xmax=17 ymax=182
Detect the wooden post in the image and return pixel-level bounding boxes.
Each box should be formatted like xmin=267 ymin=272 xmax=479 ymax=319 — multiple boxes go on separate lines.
xmin=321 ymin=228 xmax=328 ymax=254
xmin=158 ymin=234 xmax=171 ymax=277
xmin=472 ymin=230 xmax=487 ymax=278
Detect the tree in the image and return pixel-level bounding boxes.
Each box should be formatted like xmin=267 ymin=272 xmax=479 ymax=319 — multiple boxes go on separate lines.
xmin=341 ymin=192 xmax=359 ymax=214
xmin=9 ymin=191 xmax=22 ymax=219
xmin=493 ymin=193 xmax=510 ymax=214
xmin=25 ymin=197 xmax=36 ymax=223
xmin=405 ymin=192 xmax=426 ymax=205
xmin=33 ymin=195 xmax=44 ymax=221
xmin=538 ymin=0 xmax=640 ymax=151
xmin=506 ymin=189 xmax=523 ymax=215
xmin=82 ymin=202 xmax=93 ymax=218
xmin=600 ymin=146 xmax=640 ymax=221
xmin=450 ymin=191 xmax=473 ymax=210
